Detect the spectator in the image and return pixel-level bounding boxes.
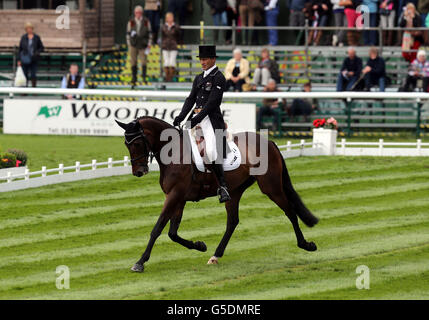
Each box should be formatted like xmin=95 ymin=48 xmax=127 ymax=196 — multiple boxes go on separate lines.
xmin=226 ymin=0 xmax=238 ymax=45
xmin=264 ymin=0 xmax=279 ymax=46
xmin=238 ymin=0 xmax=262 ymax=45
xmin=362 ymin=0 xmax=379 ymax=45
xmin=225 ymin=48 xmax=250 ymax=91
xmin=308 ymin=0 xmax=332 ymax=46
xmin=61 ymin=64 xmax=85 ymax=100
xmin=144 ymin=0 xmax=162 ymax=45
xmin=252 ymin=48 xmax=280 ymax=87
xmin=18 ymin=22 xmax=44 ymax=88
xmin=362 ymin=47 xmax=386 ymax=91
xmin=127 ymin=5 xmax=152 ymax=88
xmin=289 ymin=0 xmax=307 ymax=44
xmin=256 ymin=79 xmax=286 ymax=130
xmin=336 ymin=46 xmax=363 ymax=91
xmin=401 ymin=49 xmax=429 ymax=91
xmin=341 ymin=0 xmax=362 ymax=46
xmin=331 ymin=0 xmax=347 ymax=46
xmin=167 ymin=0 xmax=189 ymax=42
xmin=207 ymin=0 xmax=228 ymax=44
xmin=400 ymin=2 xmax=423 ymax=63
xmin=161 ymin=12 xmax=181 ymax=82
xmin=379 ymin=0 xmax=396 ymax=46
xmin=287 ymin=82 xmax=317 ymax=122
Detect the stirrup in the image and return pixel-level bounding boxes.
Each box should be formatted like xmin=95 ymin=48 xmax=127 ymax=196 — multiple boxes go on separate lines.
xmin=217 ymin=186 xmax=231 ymax=203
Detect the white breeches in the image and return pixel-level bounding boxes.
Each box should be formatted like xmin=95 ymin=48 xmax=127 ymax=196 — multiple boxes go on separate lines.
xmin=162 ymin=50 xmax=178 ymax=67
xmin=200 ymin=115 xmax=218 ymax=162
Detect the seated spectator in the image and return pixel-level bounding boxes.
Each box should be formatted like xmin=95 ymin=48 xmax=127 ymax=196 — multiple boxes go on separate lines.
xmin=252 ymin=48 xmax=280 ymax=87
xmin=287 ymin=82 xmax=317 ymax=122
xmin=336 ymin=46 xmax=362 ymax=91
xmin=362 ymin=47 xmax=386 ymax=91
xmin=225 ymin=48 xmax=250 ymax=92
xmin=256 ymin=79 xmax=286 ymax=130
xmin=400 ymin=3 xmax=423 ymax=63
xmin=61 ymin=63 xmax=85 ymax=99
xmin=401 ymin=49 xmax=429 ymax=92
xmin=161 ymin=12 xmax=181 ymax=82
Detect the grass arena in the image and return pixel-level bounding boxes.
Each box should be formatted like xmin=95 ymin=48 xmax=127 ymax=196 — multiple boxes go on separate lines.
xmin=1 ymin=134 xmax=428 ymax=300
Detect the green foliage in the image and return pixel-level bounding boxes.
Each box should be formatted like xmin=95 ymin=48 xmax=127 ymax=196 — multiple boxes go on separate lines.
xmin=7 ymin=149 xmax=28 ymax=166
xmin=0 ymin=152 xmax=16 ymax=169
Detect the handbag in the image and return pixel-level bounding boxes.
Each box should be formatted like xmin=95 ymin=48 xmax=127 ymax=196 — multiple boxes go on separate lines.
xmin=14 ymin=66 xmax=27 ymax=87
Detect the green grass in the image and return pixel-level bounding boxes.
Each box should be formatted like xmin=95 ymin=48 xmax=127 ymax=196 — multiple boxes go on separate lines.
xmin=1 ymin=156 xmax=429 ymax=299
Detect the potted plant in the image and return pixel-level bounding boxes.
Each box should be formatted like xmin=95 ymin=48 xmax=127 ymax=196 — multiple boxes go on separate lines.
xmin=312 ymin=117 xmax=338 ymax=155
xmin=0 ymin=150 xmax=28 ymax=179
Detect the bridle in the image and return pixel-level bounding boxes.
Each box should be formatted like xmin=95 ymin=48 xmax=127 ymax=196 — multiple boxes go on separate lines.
xmin=124 ymin=126 xmax=156 ymax=165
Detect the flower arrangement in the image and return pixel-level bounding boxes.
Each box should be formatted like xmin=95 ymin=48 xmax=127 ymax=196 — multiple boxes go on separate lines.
xmin=313 ymin=117 xmax=338 ymax=130
xmin=7 ymin=149 xmax=28 ymax=167
xmin=0 ymin=153 xmax=17 ymax=169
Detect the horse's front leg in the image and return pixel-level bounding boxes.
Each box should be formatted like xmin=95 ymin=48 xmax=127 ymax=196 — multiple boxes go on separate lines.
xmin=131 ymin=193 xmax=179 ymax=273
xmin=168 ymin=201 xmax=207 ymax=252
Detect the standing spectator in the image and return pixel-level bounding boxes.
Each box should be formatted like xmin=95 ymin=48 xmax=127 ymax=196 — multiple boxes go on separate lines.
xmin=161 ymin=12 xmax=181 ymax=82
xmin=401 ymin=49 xmax=429 ymax=91
xmin=18 ymin=22 xmax=44 ymax=88
xmin=238 ymin=0 xmax=261 ymax=44
xmin=207 ymin=0 xmax=228 ymax=44
xmin=362 ymin=47 xmax=386 ymax=91
xmin=256 ymin=79 xmax=286 ymax=130
xmin=331 ymin=0 xmax=347 ymax=46
xmin=167 ymin=0 xmax=189 ymax=42
xmin=144 ymin=0 xmax=162 ymax=45
xmin=289 ymin=0 xmax=307 ymax=44
xmin=341 ymin=0 xmax=362 ymax=46
xmin=399 ymin=2 xmax=423 ymax=63
xmin=336 ymin=46 xmax=363 ymax=91
xmin=61 ymin=64 xmax=85 ymax=99
xmin=264 ymin=0 xmax=279 ymax=46
xmin=226 ymin=0 xmax=238 ymax=45
xmin=252 ymin=48 xmax=280 ymax=86
xmin=127 ymin=5 xmax=152 ymax=88
xmin=225 ymin=48 xmax=250 ymax=91
xmin=362 ymin=0 xmax=379 ymax=45
xmin=308 ymin=0 xmax=332 ymax=46
xmin=379 ymin=0 xmax=396 ymax=46
xmin=287 ymin=82 xmax=318 ymax=122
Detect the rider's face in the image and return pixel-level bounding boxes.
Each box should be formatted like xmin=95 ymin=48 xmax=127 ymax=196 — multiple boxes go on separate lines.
xmin=200 ymin=58 xmax=216 ymax=71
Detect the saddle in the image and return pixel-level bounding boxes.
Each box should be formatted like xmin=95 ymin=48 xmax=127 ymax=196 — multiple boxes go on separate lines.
xmin=186 ymin=126 xmax=241 ymax=173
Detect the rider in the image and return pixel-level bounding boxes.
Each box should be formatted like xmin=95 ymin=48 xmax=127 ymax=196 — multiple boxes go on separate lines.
xmin=173 ymin=45 xmax=231 ymax=203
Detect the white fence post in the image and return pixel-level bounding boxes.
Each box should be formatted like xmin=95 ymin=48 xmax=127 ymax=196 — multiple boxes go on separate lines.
xmin=42 ymin=166 xmax=47 ymax=178
xmin=92 ymin=160 xmax=97 ymax=170
xmin=59 ymin=164 xmax=64 ymax=175
xmin=417 ymin=139 xmax=422 ymax=156
xmin=287 ymin=141 xmax=292 ymax=152
xmin=75 ymin=161 xmax=80 ymax=173
xmin=124 ymin=156 xmax=129 ymax=167
xmin=7 ymin=172 xmax=12 ymax=183
xmin=24 ymin=168 xmax=29 ymax=181
xmin=108 ymin=158 xmax=113 ymax=169
xmin=341 ymin=138 xmax=346 ymax=156
xmin=379 ymin=139 xmax=384 ymax=156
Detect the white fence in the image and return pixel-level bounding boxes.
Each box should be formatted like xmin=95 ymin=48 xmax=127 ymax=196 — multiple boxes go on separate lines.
xmin=1 ymin=139 xmax=427 ymax=193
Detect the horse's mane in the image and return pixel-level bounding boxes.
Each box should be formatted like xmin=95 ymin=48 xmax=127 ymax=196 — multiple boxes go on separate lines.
xmin=137 ymin=116 xmax=180 ymax=133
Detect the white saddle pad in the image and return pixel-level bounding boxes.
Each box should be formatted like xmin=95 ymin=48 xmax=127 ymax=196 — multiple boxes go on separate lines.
xmin=186 ymin=129 xmax=241 ymax=173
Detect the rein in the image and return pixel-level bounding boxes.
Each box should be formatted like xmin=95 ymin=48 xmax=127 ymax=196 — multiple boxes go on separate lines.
xmin=125 ymin=127 xmax=157 ymax=164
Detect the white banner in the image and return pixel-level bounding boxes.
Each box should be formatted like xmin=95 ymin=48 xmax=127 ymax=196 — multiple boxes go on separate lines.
xmin=4 ymin=99 xmax=256 ymax=136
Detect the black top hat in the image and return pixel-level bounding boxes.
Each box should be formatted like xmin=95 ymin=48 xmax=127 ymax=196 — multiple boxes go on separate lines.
xmin=197 ymin=45 xmax=218 ymax=58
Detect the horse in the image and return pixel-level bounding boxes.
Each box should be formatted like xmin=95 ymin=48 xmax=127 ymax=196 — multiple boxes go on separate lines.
xmin=115 ymin=116 xmax=319 ymax=272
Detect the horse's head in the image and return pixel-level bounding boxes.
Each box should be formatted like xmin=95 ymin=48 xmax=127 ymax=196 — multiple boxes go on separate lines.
xmin=116 ymin=119 xmax=152 ymax=177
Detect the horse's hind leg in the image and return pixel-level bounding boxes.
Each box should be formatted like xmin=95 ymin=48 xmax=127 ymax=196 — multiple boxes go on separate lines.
xmin=168 ymin=201 xmax=207 ymax=252
xmin=256 ymin=177 xmax=317 ymax=252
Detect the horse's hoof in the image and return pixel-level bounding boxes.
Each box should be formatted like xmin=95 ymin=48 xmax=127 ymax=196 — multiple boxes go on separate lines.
xmin=195 ymin=241 xmax=207 ymax=252
xmin=299 ymin=241 xmax=317 ymax=252
xmin=207 ymin=256 xmax=219 ymax=265
xmin=131 ymin=263 xmax=144 ymax=272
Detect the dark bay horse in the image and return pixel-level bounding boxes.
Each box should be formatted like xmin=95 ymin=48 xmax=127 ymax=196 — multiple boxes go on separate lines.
xmin=116 ymin=116 xmax=318 ymax=272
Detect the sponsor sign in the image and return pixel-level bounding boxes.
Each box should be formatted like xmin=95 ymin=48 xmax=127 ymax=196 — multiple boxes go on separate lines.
xmin=4 ymin=99 xmax=256 ymax=136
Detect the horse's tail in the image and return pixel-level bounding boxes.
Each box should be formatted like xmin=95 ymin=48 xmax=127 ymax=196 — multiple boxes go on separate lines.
xmin=272 ymin=142 xmax=319 ymax=227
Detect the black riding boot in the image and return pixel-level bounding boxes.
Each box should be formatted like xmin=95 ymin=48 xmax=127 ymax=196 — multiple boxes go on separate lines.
xmin=142 ymin=65 xmax=147 ymax=84
xmin=131 ymin=66 xmax=137 ymax=88
xmin=211 ymin=162 xmax=231 ymax=203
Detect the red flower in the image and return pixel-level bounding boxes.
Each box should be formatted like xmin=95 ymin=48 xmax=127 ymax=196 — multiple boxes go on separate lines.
xmin=320 ymin=118 xmax=326 ymax=126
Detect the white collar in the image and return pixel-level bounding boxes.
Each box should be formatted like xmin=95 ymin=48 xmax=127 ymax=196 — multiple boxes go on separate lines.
xmin=203 ymin=65 xmax=217 ymax=77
